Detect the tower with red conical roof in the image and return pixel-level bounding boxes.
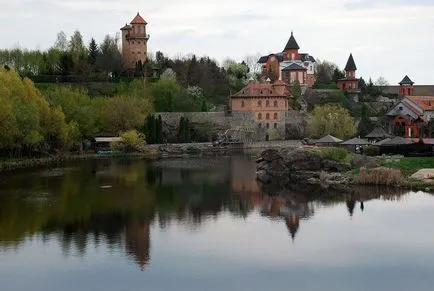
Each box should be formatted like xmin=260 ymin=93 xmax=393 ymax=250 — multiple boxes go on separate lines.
xmin=120 ymin=12 xmax=150 ymax=70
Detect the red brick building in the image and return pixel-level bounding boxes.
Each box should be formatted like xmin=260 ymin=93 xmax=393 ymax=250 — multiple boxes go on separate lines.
xmin=386 ymin=76 xmax=434 ymax=138
xmin=337 ymin=54 xmax=359 ymax=91
xmin=258 ymin=32 xmax=316 ymax=87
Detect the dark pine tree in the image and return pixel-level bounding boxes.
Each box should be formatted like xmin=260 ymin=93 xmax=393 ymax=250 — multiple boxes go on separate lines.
xmin=178 ymin=116 xmax=185 ymax=143
xmin=88 ymin=38 xmax=99 ymax=67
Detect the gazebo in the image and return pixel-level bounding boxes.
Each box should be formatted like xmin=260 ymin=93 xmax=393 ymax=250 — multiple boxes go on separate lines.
xmin=341 ymin=137 xmax=370 ymax=152
xmin=365 ymin=127 xmax=393 ymax=143
xmin=379 ymin=136 xmax=413 ymax=155
xmin=315 ymin=135 xmax=343 ymax=147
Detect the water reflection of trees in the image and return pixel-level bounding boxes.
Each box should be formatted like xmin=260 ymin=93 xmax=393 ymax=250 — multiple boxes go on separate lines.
xmin=0 ymin=157 xmax=410 ymax=270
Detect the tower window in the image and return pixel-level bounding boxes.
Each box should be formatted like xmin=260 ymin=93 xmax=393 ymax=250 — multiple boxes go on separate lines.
xmin=241 ymin=101 xmax=245 ymax=108
xmin=274 ymin=113 xmax=278 ymax=120
xmin=266 ymin=100 xmax=270 ymax=107
xmin=274 ymin=123 xmax=278 ymax=129
xmin=258 ymin=100 xmax=262 ymax=107
xmin=274 ymin=100 xmax=278 ymax=107
xmin=132 ymin=41 xmax=135 ymax=44
xmin=266 ymin=113 xmax=270 ymax=120
xmin=266 ymin=123 xmax=270 ymax=129
xmin=258 ymin=113 xmax=262 ymax=120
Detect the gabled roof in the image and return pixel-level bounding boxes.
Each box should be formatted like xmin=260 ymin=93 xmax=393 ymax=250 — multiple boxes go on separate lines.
xmin=341 ymin=138 xmax=370 ymax=145
xmin=409 ymin=96 xmax=434 ymax=111
xmin=257 ymin=53 xmax=284 ymax=64
xmin=283 ymin=32 xmax=300 ymax=51
xmin=399 ymin=75 xmax=414 ymax=85
xmin=381 ymin=136 xmax=413 ymax=146
xmin=365 ymin=127 xmax=392 ymax=138
xmin=282 ymin=63 xmax=307 ymax=71
xmin=315 ymin=135 xmax=343 ymax=144
xmin=131 ymin=13 xmax=147 ymax=24
xmin=373 ymin=138 xmax=392 ymax=146
xmin=344 ymin=54 xmax=357 ymax=71
xmin=300 ymin=54 xmax=316 ymax=63
xmin=258 ymin=56 xmax=268 ymax=63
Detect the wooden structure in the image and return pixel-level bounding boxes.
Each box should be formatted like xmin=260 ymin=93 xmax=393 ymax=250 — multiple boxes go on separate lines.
xmin=315 ymin=135 xmax=343 ymax=147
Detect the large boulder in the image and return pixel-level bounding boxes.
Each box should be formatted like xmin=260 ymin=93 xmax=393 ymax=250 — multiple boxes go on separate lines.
xmin=410 ymin=169 xmax=434 ymax=185
xmin=284 ymin=149 xmax=322 ymax=171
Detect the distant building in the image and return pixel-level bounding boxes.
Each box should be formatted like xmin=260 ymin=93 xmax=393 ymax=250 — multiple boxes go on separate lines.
xmin=120 ymin=13 xmax=150 ymax=70
xmin=386 ymin=75 xmax=434 ymax=138
xmin=337 ymin=54 xmax=359 ymax=92
xmin=230 ymin=81 xmax=291 ymax=137
xmin=257 ymin=32 xmax=316 ymax=88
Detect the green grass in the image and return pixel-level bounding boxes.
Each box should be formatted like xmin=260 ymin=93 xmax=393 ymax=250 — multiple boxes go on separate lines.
xmin=381 ymin=157 xmax=434 ymax=176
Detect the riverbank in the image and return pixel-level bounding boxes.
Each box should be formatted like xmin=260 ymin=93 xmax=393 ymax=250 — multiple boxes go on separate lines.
xmin=255 ymin=147 xmax=434 ymax=193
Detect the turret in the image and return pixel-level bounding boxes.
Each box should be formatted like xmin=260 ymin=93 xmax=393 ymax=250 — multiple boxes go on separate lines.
xmin=283 ymin=31 xmax=300 ymax=61
xmin=399 ymin=75 xmax=414 ymax=97
xmin=344 ymin=53 xmax=357 ymax=79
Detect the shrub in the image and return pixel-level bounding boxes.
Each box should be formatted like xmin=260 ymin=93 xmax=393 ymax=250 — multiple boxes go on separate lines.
xmin=112 ymin=130 xmax=146 ymax=153
xmin=314 ymin=147 xmax=352 ymax=163
xmin=354 ymin=167 xmax=402 ymax=186
xmin=364 ymin=145 xmax=380 ymax=157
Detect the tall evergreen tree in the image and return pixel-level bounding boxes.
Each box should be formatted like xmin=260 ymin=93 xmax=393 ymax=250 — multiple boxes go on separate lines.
xmin=88 ymin=38 xmax=99 ymax=66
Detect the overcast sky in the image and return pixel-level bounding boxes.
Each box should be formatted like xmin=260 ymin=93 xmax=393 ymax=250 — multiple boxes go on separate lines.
xmin=1 ymin=0 xmax=433 ymax=84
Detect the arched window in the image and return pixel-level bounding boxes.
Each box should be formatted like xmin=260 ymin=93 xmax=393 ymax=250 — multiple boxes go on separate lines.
xmin=266 ymin=113 xmax=270 ymax=120
xmin=258 ymin=123 xmax=262 ymax=128
xmin=266 ymin=100 xmax=270 ymax=107
xmin=274 ymin=100 xmax=278 ymax=107
xmin=274 ymin=123 xmax=278 ymax=129
xmin=274 ymin=113 xmax=278 ymax=120
xmin=266 ymin=123 xmax=270 ymax=129
xmin=241 ymin=101 xmax=245 ymax=108
xmin=258 ymin=113 xmax=262 ymax=120
xmin=258 ymin=100 xmax=262 ymax=107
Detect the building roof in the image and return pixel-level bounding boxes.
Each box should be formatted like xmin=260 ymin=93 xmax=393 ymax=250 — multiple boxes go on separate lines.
xmin=408 ymin=96 xmax=434 ymax=111
xmin=131 ymin=13 xmax=147 ymax=24
xmin=231 ymin=81 xmax=290 ymax=98
xmin=257 ymin=53 xmax=284 ymax=64
xmin=121 ymin=23 xmax=132 ymax=30
xmin=283 ymin=32 xmax=300 ymax=51
xmin=282 ymin=63 xmax=307 ymax=71
xmin=381 ymin=136 xmax=413 ymax=146
xmin=365 ymin=127 xmax=393 ymax=138
xmin=344 ymin=54 xmax=357 ymax=71
xmin=315 ymin=135 xmax=343 ymax=144
xmin=94 ymin=137 xmax=123 ymax=143
xmin=399 ymin=75 xmax=414 ymax=85
xmin=341 ymin=137 xmax=370 ymax=145
xmin=373 ymin=138 xmax=392 ymax=146
xmin=300 ymin=54 xmax=316 ymax=63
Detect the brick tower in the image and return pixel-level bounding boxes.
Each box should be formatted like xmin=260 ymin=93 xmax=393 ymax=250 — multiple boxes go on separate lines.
xmin=120 ymin=13 xmax=150 ymax=70
xmin=399 ymin=75 xmax=415 ymax=97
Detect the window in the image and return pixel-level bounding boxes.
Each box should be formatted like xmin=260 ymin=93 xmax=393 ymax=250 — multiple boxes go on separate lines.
xmin=274 ymin=123 xmax=278 ymax=129
xmin=258 ymin=123 xmax=262 ymax=128
xmin=258 ymin=100 xmax=262 ymax=107
xmin=241 ymin=101 xmax=245 ymax=108
xmin=132 ymin=41 xmax=135 ymax=44
xmin=138 ymin=51 xmax=141 ymax=54
xmin=266 ymin=123 xmax=270 ymax=129
xmin=266 ymin=113 xmax=270 ymax=120
xmin=138 ymin=41 xmax=141 ymax=44
xmin=274 ymin=113 xmax=278 ymax=120
xmin=266 ymin=100 xmax=270 ymax=107
xmin=274 ymin=100 xmax=278 ymax=107
xmin=258 ymin=113 xmax=262 ymax=120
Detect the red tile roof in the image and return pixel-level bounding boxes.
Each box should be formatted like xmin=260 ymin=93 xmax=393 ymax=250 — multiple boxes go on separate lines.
xmin=409 ymin=96 xmax=434 ymax=111
xmin=131 ymin=13 xmax=147 ymax=24
xmin=231 ymin=82 xmax=291 ymax=98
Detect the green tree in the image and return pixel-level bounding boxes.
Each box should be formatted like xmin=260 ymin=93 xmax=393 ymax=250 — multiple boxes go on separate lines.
xmin=357 ymin=105 xmax=374 ymax=137
xmin=290 ymin=80 xmax=302 ymax=110
xmin=87 ymin=38 xmax=99 ymax=67
xmin=308 ymin=104 xmax=356 ymax=139
xmin=152 ymin=78 xmax=181 ymax=112
xmin=97 ymin=35 xmax=122 ymax=76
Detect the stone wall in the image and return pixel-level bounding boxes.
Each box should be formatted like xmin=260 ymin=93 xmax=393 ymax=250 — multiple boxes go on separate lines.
xmin=156 ymin=111 xmax=306 ymax=141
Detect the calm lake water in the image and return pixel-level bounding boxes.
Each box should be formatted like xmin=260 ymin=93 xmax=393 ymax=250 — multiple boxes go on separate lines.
xmin=1 ymin=156 xmax=434 ymax=291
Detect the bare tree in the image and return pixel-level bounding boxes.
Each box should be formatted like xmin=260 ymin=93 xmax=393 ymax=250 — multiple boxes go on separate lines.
xmin=243 ymin=53 xmax=262 ymax=76
xmin=375 ymin=76 xmax=389 ymax=95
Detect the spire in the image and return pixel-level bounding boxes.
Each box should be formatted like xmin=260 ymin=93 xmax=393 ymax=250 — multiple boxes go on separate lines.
xmin=284 ymin=31 xmax=300 ymax=51
xmin=399 ymin=75 xmax=414 ymax=85
xmin=345 ymin=54 xmax=357 ymax=71
xmin=131 ymin=12 xmax=147 ymax=24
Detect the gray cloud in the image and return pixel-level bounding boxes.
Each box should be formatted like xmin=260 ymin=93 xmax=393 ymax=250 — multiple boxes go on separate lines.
xmin=0 ymin=0 xmax=433 ymax=84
